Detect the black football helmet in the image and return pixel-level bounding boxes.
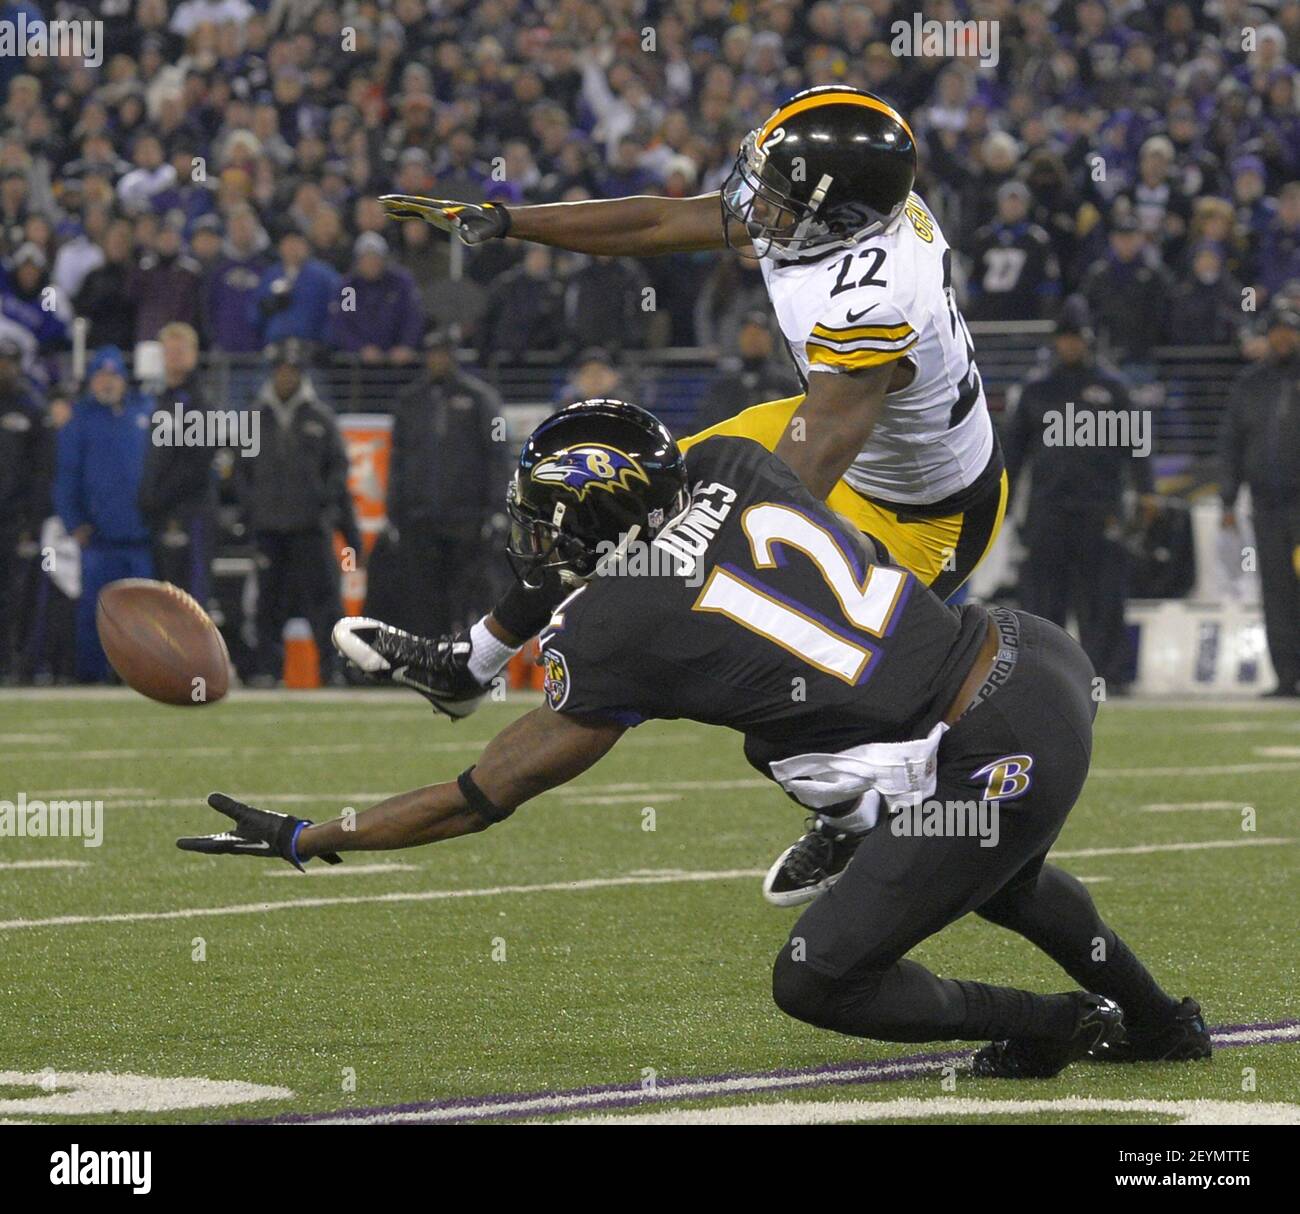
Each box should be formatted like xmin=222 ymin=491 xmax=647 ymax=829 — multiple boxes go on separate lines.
xmin=506 ymin=399 xmax=689 ymax=586
xmin=722 ymin=86 xmax=917 ymax=260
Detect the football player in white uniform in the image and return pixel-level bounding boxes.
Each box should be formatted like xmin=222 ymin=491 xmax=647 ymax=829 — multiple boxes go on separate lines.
xmin=383 ymin=86 xmax=1006 ymax=601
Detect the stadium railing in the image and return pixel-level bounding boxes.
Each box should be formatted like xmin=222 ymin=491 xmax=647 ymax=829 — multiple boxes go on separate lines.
xmin=195 ymin=325 xmax=1245 ymax=458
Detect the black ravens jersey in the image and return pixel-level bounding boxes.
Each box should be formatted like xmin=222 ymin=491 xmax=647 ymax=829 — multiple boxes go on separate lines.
xmin=538 ymin=436 xmax=988 ymax=769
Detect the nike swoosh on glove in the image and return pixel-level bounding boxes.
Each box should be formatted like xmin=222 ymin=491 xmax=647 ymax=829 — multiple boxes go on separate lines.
xmin=378 ymin=195 xmax=511 ymax=245
xmin=176 ymin=792 xmax=342 ymax=872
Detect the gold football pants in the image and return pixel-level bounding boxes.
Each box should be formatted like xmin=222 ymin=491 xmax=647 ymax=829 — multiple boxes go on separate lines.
xmin=680 ymin=394 xmax=1008 ymax=600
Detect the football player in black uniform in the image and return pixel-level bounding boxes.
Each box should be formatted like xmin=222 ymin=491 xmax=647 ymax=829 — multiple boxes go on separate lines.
xmin=379 ymin=84 xmax=1011 ymax=917
xmin=178 ymin=401 xmax=1209 ymax=1075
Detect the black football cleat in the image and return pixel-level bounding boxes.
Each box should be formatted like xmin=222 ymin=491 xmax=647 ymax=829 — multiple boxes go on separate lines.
xmin=762 ymin=816 xmax=867 ymax=907
xmin=1089 ymin=997 xmax=1212 ymax=1062
xmin=332 ymin=617 xmax=486 ymax=718
xmin=971 ymin=994 xmax=1125 ymax=1079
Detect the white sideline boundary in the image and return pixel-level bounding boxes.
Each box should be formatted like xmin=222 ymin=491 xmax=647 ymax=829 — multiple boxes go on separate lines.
xmin=309 ymin=1025 xmax=1300 ymax=1126
xmin=0 ymin=837 xmax=1291 ymax=931
xmin=556 ymin=1095 xmax=1300 ymax=1126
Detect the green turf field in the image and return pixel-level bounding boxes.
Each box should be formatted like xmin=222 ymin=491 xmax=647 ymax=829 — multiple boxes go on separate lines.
xmin=1 ymin=690 xmax=1297 ymax=1124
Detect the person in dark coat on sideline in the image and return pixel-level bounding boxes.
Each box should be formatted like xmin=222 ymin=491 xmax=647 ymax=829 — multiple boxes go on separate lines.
xmin=1005 ymin=307 xmax=1157 ymax=692
xmin=236 ymin=339 xmax=359 ymax=685
xmin=137 ymin=322 xmax=221 ymax=604
xmin=1220 ymin=298 xmax=1300 ymax=697
xmin=380 ymin=327 xmax=503 ymax=637
xmin=0 ymin=335 xmax=52 ymax=681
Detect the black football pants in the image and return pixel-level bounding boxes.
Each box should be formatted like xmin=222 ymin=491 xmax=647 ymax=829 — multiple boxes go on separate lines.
xmin=772 ymin=610 xmax=1178 ymax=1043
xmin=253 ymin=528 xmax=342 ymax=681
xmin=1253 ymin=503 xmax=1300 ymax=692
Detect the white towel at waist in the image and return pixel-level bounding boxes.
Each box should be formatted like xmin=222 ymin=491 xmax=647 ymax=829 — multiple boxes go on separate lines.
xmin=768 ymin=721 xmax=950 ymax=816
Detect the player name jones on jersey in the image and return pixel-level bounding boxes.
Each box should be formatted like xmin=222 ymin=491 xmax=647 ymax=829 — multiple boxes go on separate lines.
xmin=651 ymin=480 xmax=737 ymax=580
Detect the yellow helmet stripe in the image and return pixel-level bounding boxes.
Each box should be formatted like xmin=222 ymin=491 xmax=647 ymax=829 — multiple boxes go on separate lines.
xmin=759 ymin=91 xmax=915 ymax=148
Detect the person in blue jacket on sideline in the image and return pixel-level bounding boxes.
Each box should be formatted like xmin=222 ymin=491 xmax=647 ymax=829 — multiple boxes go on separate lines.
xmin=251 ymin=229 xmax=341 ymax=348
xmin=54 ymin=346 xmax=154 ymax=682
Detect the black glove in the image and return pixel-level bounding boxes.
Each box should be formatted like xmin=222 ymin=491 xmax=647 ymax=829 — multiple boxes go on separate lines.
xmin=379 ymin=195 xmax=511 ymax=245
xmin=177 ymin=792 xmax=343 ymax=872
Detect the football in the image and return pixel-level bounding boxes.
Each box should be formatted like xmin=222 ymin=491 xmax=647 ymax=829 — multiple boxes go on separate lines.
xmin=95 ymin=579 xmax=231 ymax=706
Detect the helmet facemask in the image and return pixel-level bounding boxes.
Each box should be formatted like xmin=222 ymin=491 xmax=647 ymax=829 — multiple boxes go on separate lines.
xmin=505 ymin=399 xmax=691 ymax=589
xmin=505 ymin=475 xmax=690 ymax=590
xmin=505 ymin=478 xmax=601 ymax=588
xmin=722 ymin=128 xmax=906 ymax=261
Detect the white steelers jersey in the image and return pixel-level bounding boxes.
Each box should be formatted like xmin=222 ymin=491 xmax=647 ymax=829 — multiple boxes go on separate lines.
xmin=758 ymin=192 xmax=993 ymax=506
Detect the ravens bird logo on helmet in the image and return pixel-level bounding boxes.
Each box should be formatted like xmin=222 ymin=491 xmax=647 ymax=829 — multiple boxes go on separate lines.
xmin=530 ymin=444 xmax=651 ymax=501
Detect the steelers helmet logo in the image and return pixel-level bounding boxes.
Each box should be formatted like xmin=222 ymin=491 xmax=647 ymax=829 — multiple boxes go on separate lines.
xmin=530 ymin=443 xmax=650 ymax=502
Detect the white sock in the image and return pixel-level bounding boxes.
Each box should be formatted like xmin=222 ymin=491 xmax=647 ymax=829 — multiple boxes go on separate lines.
xmin=468 ymin=615 xmax=521 ymax=684
xmin=818 ymin=790 xmax=882 ymax=835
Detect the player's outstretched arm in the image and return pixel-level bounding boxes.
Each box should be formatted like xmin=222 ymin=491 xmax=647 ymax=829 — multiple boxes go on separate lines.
xmin=774 ymin=362 xmax=897 ymax=500
xmin=510 ymin=193 xmax=729 ymax=255
xmin=381 ymin=192 xmax=730 ymax=256
xmin=295 ymin=708 xmax=625 ymax=857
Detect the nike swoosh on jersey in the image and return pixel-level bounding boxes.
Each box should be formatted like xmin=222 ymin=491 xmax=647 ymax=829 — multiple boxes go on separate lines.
xmin=845 ymin=304 xmax=879 ymax=323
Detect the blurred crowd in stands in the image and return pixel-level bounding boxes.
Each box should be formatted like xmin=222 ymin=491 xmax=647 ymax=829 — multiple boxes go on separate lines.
xmin=1 ymin=0 xmax=1297 ymax=379
xmin=1 ymin=0 xmax=1299 ymax=685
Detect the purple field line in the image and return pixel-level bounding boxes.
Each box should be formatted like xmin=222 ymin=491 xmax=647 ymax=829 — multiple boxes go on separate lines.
xmin=248 ymin=1048 xmax=968 ymax=1125
xmin=239 ymin=1017 xmax=1300 ymax=1126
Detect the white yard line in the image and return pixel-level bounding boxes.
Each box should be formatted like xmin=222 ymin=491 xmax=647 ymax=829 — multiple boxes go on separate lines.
xmin=0 ymin=868 xmax=765 ymax=931
xmin=0 ymin=859 xmax=89 ymax=871
xmin=125 ymin=794 xmax=397 ymax=809
xmin=0 ymin=687 xmax=543 ymax=705
xmin=1089 ymin=761 xmax=1300 ymax=777
xmin=0 ymin=740 xmax=489 ymax=762
xmin=1140 ymin=801 xmax=1242 ymax=812
xmin=1 ymin=837 xmax=1286 ymax=931
xmin=84 ymin=790 xmax=686 ymax=810
xmin=0 ymin=730 xmax=681 ymax=765
xmin=1186 ymin=721 xmax=1300 ymax=733
xmin=265 ymin=863 xmax=420 ymax=878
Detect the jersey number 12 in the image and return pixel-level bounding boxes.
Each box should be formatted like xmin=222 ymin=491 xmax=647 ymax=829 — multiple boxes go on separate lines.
xmin=692 ymin=503 xmax=907 ymax=685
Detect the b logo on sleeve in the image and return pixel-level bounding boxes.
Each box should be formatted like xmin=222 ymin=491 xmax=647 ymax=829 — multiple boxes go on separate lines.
xmin=542 ymin=648 xmax=571 ymax=710
xmin=971 ymin=754 xmax=1034 ymax=802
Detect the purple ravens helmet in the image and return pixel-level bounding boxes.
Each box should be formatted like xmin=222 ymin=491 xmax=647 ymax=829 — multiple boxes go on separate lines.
xmin=506 ymin=399 xmax=688 ymax=585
